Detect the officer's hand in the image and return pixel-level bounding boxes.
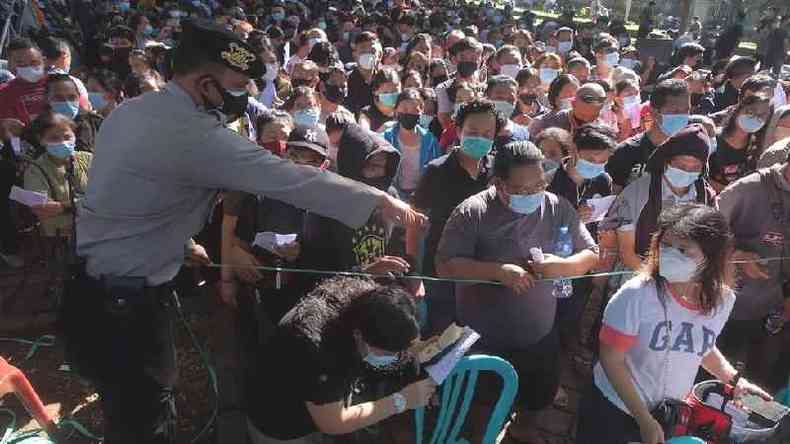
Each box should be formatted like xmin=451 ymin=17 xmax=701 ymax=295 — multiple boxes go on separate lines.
xmin=231 ymin=245 xmax=262 ymax=284
xmin=31 ymin=201 xmax=65 ymax=219
xmin=380 ymin=194 xmax=427 ymax=229
xmin=0 ymin=119 xmax=25 ymax=141
xmin=364 ymin=256 xmax=410 ymax=275
xmin=185 ymin=243 xmax=211 ymax=267
xmin=735 ymin=251 xmax=771 ymax=280
xmin=498 ymin=264 xmax=535 ymax=295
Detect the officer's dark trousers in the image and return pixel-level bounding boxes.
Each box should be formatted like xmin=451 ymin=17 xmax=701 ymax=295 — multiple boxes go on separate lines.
xmin=61 ymin=271 xmax=177 ymax=444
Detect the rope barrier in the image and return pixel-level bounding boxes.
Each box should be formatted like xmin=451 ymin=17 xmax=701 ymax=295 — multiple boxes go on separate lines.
xmin=172 ymin=292 xmax=219 ymax=444
xmin=0 ymin=408 xmax=100 ymax=444
xmin=0 ymin=336 xmax=55 ymax=361
xmin=205 ymin=253 xmax=790 ymax=285
xmin=205 ymin=263 xmax=637 ymax=285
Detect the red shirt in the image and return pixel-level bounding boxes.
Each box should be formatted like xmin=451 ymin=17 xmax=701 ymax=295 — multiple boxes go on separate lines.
xmin=0 ymin=77 xmax=48 ymax=125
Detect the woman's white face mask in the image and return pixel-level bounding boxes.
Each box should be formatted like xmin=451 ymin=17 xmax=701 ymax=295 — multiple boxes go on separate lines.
xmin=658 ymin=240 xmax=704 ymax=283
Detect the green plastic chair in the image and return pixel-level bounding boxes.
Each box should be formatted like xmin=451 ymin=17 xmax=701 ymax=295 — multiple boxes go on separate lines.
xmin=415 ymin=354 xmax=518 ymax=444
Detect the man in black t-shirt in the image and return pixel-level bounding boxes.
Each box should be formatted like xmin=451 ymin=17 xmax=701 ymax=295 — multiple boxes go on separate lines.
xmin=606 ymin=79 xmax=690 ymax=192
xmin=407 ymin=100 xmax=501 ymax=336
xmin=344 ymin=32 xmax=381 ymax=116
xmin=247 ymin=277 xmax=435 ymax=442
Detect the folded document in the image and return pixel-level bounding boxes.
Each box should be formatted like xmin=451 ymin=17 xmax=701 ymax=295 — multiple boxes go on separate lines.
xmin=8 ymin=186 xmax=47 ymax=207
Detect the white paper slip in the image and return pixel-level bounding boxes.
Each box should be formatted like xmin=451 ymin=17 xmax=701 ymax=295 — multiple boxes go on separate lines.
xmin=10 ymin=137 xmax=21 ymax=155
xmin=8 ymin=186 xmax=48 ymax=207
xmin=252 ymin=232 xmax=298 ymax=253
xmin=425 ymin=327 xmax=480 ymax=385
xmin=586 ymin=195 xmax=616 ymax=223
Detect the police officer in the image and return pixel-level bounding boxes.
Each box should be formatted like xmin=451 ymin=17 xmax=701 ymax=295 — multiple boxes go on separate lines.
xmin=61 ymin=20 xmax=424 ymax=444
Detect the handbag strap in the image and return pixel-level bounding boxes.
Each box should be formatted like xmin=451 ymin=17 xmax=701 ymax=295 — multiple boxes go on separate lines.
xmin=656 ymin=280 xmax=672 ymax=402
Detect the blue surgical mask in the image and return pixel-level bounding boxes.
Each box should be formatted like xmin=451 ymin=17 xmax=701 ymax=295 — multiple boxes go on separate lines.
xmin=272 ymin=11 xmax=285 ymax=21
xmin=51 ymin=101 xmax=80 ymax=119
xmin=378 ymin=92 xmax=399 ymax=108
xmin=46 ymin=140 xmax=76 ymax=159
xmin=88 ymin=92 xmax=108 ymax=110
xmin=557 ymin=41 xmax=573 ymax=53
xmin=419 ymin=114 xmax=434 ymax=128
xmin=119 ymin=1 xmax=130 ymax=12
xmin=493 ymin=100 xmax=515 ymax=118
xmin=539 ymin=67 xmax=559 ymax=84
xmin=604 ymin=52 xmax=620 ymax=66
xmin=364 ymin=352 xmax=398 ymax=368
xmin=620 ymin=57 xmax=636 ymax=69
xmin=575 ymin=158 xmax=606 ymax=179
xmin=542 ymin=158 xmax=560 ymax=177
xmin=664 ymin=165 xmax=700 ymax=188
xmin=361 ymin=341 xmax=399 ymax=368
xmin=293 ymin=107 xmax=321 ymax=127
xmin=509 ymin=191 xmax=544 ymax=215
xmin=737 ymin=115 xmax=765 ymax=134
xmin=659 ymin=245 xmax=700 ymax=283
xmin=659 ymin=113 xmax=689 ymax=137
xmin=461 ymin=136 xmax=493 ymax=160
xmin=144 ymin=24 xmax=154 ymax=35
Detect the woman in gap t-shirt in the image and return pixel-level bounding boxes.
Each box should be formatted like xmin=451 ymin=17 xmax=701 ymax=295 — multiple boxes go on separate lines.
xmin=576 ymin=204 xmax=773 ymax=444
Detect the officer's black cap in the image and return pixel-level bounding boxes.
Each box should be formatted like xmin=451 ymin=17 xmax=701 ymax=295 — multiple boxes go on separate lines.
xmin=179 ymin=18 xmax=264 ymax=78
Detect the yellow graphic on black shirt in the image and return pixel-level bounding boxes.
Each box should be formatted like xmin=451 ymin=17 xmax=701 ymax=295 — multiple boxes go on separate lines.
xmin=352 ymin=224 xmax=387 ymax=267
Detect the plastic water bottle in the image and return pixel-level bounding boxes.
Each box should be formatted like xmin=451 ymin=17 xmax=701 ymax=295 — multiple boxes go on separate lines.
xmin=553 ymin=226 xmax=573 ymax=298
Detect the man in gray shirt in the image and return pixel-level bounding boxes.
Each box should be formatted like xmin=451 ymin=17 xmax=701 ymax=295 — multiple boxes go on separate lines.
xmin=436 ymin=141 xmax=598 ymax=443
xmin=62 ymin=20 xmax=424 ymax=444
xmin=717 ymin=158 xmax=790 ymax=391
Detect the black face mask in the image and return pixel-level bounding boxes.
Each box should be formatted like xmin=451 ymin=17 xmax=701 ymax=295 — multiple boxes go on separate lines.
xmin=398 ymin=113 xmax=419 ymax=130
xmin=203 ymin=78 xmax=249 ymax=123
xmin=457 ymin=61 xmax=477 ymax=78
xmin=323 ymin=84 xmax=347 ymax=103
xmin=362 ymin=176 xmax=391 ymax=191
xmin=432 ymin=74 xmax=449 ymax=87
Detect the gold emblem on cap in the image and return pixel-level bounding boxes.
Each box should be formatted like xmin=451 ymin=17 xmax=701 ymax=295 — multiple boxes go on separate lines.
xmin=221 ymin=42 xmax=256 ymax=71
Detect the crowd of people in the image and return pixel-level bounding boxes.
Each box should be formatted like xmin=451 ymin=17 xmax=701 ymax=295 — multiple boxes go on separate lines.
xmin=0 ymin=0 xmax=789 ymax=443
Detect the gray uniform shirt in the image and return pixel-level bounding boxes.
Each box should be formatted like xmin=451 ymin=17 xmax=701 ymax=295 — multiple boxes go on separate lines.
xmin=436 ymin=187 xmax=597 ymax=350
xmin=78 ymin=82 xmax=383 ymax=285
xmin=718 ymin=164 xmax=790 ymax=320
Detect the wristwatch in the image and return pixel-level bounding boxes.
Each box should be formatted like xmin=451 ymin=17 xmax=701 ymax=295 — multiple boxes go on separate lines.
xmin=392 ymin=392 xmax=407 ymax=414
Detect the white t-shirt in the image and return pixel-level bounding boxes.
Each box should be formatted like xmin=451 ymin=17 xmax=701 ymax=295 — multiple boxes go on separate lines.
xmin=594 ymin=275 xmax=735 ymax=415
xmin=398 ymin=134 xmax=421 ymax=191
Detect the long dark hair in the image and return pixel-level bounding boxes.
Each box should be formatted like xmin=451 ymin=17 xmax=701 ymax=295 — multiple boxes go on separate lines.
xmin=642 ymin=204 xmax=735 ymax=315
